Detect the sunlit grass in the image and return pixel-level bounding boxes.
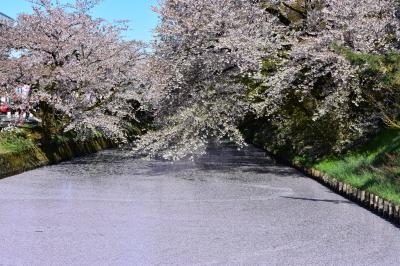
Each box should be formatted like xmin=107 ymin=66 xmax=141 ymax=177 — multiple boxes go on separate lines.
xmin=0 ymin=130 xmax=35 ymax=155
xmin=313 ymin=129 xmax=400 ymax=204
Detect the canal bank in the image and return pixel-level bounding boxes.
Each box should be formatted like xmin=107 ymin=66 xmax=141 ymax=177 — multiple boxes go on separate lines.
xmin=242 ymin=123 xmax=400 ymax=226
xmin=0 ymin=134 xmax=113 ymax=179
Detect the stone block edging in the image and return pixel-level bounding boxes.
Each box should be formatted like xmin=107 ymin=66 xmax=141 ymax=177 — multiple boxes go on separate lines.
xmin=292 ymin=161 xmax=400 ymax=226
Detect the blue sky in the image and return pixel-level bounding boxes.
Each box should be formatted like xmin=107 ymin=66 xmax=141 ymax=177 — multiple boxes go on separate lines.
xmin=1 ymin=0 xmax=159 ymax=43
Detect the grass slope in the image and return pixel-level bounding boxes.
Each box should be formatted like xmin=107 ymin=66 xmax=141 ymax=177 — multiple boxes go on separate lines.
xmin=0 ymin=130 xmax=35 ymax=155
xmin=313 ymin=129 xmax=400 ymax=204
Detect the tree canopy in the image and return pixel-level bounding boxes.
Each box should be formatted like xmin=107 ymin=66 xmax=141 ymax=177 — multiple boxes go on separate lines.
xmin=0 ymin=0 xmax=145 ymax=140
xmin=1 ymin=0 xmax=399 ymax=159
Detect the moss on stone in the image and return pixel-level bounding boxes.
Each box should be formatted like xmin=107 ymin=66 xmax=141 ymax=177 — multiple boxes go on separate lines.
xmin=0 ymin=136 xmax=113 ymax=179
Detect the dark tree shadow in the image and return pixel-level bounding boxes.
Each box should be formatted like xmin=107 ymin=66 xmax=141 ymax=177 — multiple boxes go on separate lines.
xmin=52 ymin=142 xmax=303 ymax=178
xmin=281 ymin=196 xmax=355 ymax=205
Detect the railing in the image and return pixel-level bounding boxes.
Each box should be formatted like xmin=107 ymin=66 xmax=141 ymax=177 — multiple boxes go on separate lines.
xmin=0 ymin=113 xmax=38 ymax=128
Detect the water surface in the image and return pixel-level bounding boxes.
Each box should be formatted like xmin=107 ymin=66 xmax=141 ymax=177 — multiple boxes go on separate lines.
xmin=0 ymin=144 xmax=399 ymax=265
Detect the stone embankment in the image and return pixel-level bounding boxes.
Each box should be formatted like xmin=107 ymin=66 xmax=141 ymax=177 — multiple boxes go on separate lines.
xmin=244 ymin=126 xmax=400 ymax=226
xmin=292 ymin=162 xmax=400 ymax=226
xmin=0 ymin=137 xmax=112 ymax=179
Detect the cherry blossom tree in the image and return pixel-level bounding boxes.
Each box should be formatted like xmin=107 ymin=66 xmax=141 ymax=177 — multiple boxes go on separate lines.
xmin=250 ymin=0 xmax=400 ymax=156
xmin=134 ymin=0 xmax=285 ymax=159
xmin=0 ymin=0 xmax=145 ymax=141
xmin=1 ymin=0 xmax=398 ymax=159
xmin=136 ymin=0 xmax=400 ymax=159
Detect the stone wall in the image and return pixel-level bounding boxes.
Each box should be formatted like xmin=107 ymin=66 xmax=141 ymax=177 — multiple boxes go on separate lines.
xmin=293 ymin=162 xmax=400 ymax=226
xmin=243 ymin=125 xmax=400 ymax=226
xmin=0 ymin=137 xmax=113 ymax=179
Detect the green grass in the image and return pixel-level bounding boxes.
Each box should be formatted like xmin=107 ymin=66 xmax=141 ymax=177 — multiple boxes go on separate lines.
xmin=0 ymin=130 xmax=35 ymax=155
xmin=313 ymin=128 xmax=400 ymax=204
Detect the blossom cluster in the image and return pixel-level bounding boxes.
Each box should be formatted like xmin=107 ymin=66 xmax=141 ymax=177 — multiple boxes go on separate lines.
xmin=253 ymin=0 xmax=400 ymax=155
xmin=134 ymin=0 xmax=285 ymax=159
xmin=136 ymin=0 xmax=400 ymax=159
xmin=1 ymin=0 xmax=398 ymax=158
xmin=0 ymin=0 xmax=145 ymax=140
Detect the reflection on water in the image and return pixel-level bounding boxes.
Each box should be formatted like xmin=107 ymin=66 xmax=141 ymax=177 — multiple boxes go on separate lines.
xmin=55 ymin=142 xmax=297 ymax=179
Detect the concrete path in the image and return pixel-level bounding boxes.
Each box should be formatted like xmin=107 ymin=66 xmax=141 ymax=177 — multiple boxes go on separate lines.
xmin=0 ymin=144 xmax=399 ymax=266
